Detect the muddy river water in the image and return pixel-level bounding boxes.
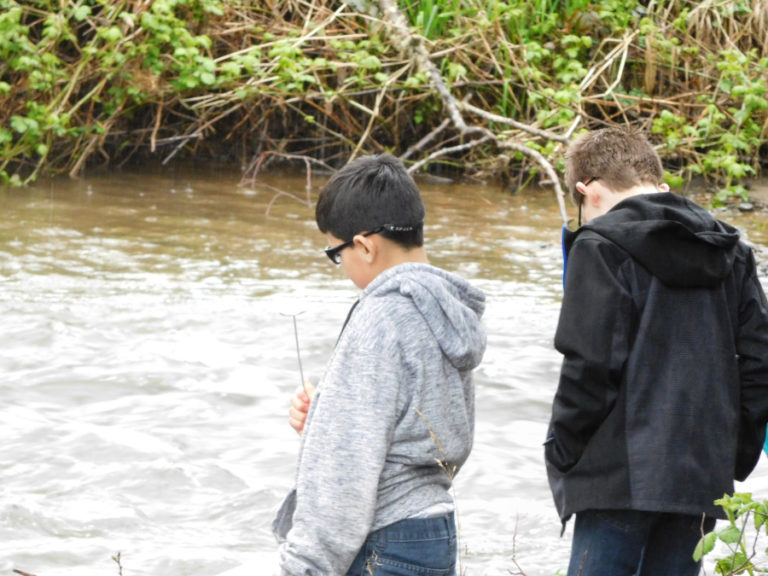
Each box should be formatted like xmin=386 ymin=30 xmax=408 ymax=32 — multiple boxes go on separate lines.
xmin=2 ymin=164 xmax=768 ymax=575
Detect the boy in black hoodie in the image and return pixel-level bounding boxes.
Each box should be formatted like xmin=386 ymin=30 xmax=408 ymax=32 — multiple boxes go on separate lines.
xmin=545 ymin=127 xmax=768 ymax=576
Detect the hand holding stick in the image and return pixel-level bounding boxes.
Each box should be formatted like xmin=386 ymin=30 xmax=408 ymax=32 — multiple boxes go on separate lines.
xmin=281 ymin=310 xmax=314 ymax=435
xmin=289 ymin=382 xmax=316 ymax=436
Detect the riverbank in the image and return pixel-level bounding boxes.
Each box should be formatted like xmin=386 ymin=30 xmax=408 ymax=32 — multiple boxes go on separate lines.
xmin=1 ymin=0 xmax=767 ymax=204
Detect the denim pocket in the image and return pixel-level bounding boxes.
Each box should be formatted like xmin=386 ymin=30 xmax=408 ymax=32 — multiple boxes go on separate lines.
xmin=369 ymin=535 xmax=456 ymax=575
xmin=349 ymin=514 xmax=457 ymax=576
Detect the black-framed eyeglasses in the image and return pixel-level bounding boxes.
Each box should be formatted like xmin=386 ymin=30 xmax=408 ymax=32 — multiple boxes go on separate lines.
xmin=578 ymin=176 xmax=600 ymax=227
xmin=324 ymin=224 xmax=418 ymax=264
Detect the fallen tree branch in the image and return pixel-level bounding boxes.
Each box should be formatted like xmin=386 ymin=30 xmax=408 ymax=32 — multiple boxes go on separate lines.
xmin=499 ymin=140 xmax=569 ymax=223
xmin=241 ymin=151 xmax=334 ymax=185
xmin=406 ymin=133 xmax=495 ymax=174
xmin=406 ymin=131 xmax=569 ymax=224
xmin=375 ymin=0 xmax=469 ymax=130
xmin=457 ymin=101 xmax=570 ymax=144
xmin=372 ymin=0 xmax=569 ymax=224
xmin=401 ymin=117 xmax=451 ymax=161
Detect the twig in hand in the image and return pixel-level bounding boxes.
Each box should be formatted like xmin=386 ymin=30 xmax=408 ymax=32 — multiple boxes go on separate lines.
xmin=281 ymin=311 xmax=307 ymax=393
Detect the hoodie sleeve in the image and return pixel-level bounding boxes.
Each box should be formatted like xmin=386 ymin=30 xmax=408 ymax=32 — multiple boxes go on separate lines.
xmin=278 ymin=327 xmax=402 ymax=576
xmin=734 ymin=250 xmax=768 ymax=480
xmin=546 ymin=235 xmax=633 ymax=473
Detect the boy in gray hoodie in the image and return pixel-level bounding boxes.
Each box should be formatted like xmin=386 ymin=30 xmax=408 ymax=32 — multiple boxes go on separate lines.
xmin=273 ymin=154 xmax=487 ymax=576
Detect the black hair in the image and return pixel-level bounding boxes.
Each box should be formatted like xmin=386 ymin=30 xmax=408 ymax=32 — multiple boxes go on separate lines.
xmin=315 ymin=154 xmax=425 ymax=248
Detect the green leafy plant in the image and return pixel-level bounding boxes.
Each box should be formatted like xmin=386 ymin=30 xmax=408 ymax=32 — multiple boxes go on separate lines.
xmin=405 ymin=0 xmax=463 ymax=40
xmin=694 ymin=493 xmax=768 ymax=575
xmin=0 ymin=0 xmax=766 ymax=191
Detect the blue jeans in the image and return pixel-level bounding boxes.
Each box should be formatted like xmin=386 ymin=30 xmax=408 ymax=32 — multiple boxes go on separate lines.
xmin=568 ymin=509 xmax=716 ymax=576
xmin=345 ymin=513 xmax=457 ymax=576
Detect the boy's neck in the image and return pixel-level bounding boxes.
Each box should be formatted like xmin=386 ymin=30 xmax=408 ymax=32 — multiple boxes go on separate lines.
xmin=604 ymin=184 xmax=669 ymax=213
xmin=378 ymin=245 xmax=429 ymax=270
xmin=360 ymin=241 xmax=429 ymax=289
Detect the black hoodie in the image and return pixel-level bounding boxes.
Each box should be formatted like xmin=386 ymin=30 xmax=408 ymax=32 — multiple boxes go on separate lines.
xmin=568 ymin=192 xmax=741 ymax=288
xmin=546 ymin=192 xmax=768 ymax=521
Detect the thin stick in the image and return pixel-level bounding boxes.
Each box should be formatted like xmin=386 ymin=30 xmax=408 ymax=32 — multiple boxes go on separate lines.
xmin=292 ymin=315 xmax=305 ymax=389
xmin=282 ymin=312 xmax=307 ymax=393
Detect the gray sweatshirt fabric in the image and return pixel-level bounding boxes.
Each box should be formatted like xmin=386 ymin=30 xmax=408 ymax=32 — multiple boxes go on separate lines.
xmin=273 ymin=262 xmax=487 ymax=576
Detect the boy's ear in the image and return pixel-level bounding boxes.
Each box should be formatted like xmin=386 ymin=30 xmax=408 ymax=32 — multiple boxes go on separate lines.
xmin=576 ymin=181 xmax=598 ymax=206
xmin=354 ymin=234 xmax=377 ymax=263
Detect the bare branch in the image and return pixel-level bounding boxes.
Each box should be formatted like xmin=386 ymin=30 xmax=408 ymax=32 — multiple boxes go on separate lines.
xmin=406 ymin=134 xmax=495 ymax=174
xmin=373 ymin=0 xmax=569 ymax=224
xmin=401 ymin=118 xmax=451 ymax=161
xmin=499 ymin=140 xmax=569 ymax=224
xmin=458 ymin=101 xmax=570 ymax=143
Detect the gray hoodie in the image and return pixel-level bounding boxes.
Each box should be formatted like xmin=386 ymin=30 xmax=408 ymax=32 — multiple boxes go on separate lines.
xmin=273 ymin=263 xmax=486 ymax=575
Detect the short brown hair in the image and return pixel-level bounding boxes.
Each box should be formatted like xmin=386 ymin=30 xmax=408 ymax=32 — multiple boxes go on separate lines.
xmin=564 ymin=127 xmax=664 ymax=205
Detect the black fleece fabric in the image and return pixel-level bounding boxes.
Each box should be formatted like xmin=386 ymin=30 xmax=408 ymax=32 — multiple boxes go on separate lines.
xmin=546 ymin=192 xmax=768 ymax=521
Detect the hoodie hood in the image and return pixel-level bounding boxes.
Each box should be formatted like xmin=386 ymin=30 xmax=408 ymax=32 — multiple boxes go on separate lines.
xmin=565 ymin=192 xmax=740 ymax=288
xmin=362 ymin=263 xmax=486 ymax=370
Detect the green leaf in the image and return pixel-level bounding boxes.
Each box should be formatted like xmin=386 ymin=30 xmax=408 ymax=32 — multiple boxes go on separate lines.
xmin=220 ymin=62 xmax=241 ymax=77
xmin=357 ymin=54 xmax=381 ymax=69
xmin=196 ymin=35 xmax=213 ymax=50
xmin=715 ymin=553 xmax=751 ymax=575
xmin=693 ymin=531 xmax=717 ymax=562
xmin=100 ymin=26 xmax=123 ymax=43
xmin=73 ymin=5 xmax=91 ymax=21
xmin=718 ymin=524 xmax=742 ymax=544
xmin=10 ymin=115 xmax=38 ymax=135
xmin=203 ymin=2 xmax=224 ymax=16
xmin=755 ymin=506 xmax=768 ymax=532
xmin=119 ymin=13 xmax=136 ymax=27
